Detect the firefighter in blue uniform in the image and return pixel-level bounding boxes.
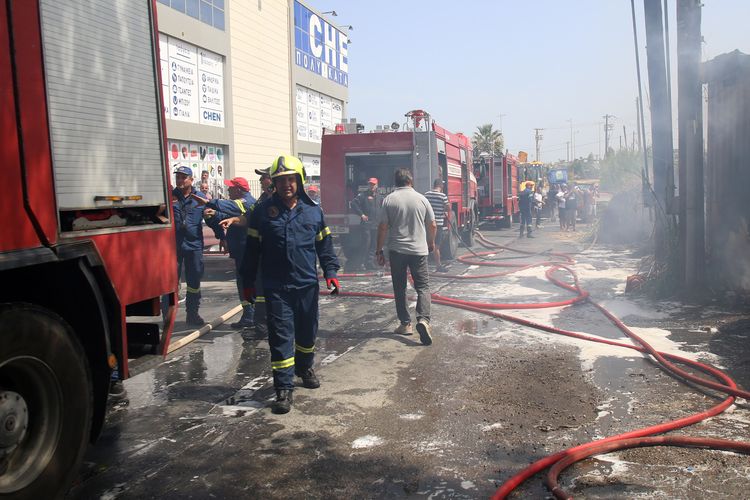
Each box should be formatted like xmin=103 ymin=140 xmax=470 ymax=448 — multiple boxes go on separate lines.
xmin=241 ymin=155 xmax=340 ymax=414
xmin=198 ymin=177 xmax=257 ymax=328
xmin=173 ymin=166 xmax=207 ymax=325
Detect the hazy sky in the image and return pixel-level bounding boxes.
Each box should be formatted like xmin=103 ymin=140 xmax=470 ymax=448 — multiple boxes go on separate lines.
xmin=314 ymin=1 xmax=750 ymax=162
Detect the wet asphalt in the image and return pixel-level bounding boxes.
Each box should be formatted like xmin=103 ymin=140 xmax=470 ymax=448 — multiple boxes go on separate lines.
xmin=66 ymin=221 xmax=750 ymax=499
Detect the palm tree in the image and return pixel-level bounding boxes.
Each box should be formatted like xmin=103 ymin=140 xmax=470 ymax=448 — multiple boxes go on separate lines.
xmin=472 ymin=124 xmax=504 ymax=156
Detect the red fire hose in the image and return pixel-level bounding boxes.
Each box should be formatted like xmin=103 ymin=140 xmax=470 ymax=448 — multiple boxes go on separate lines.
xmin=323 ymin=231 xmax=750 ymax=498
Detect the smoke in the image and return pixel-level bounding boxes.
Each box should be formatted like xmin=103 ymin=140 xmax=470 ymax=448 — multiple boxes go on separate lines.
xmin=597 ymin=187 xmax=652 ymax=246
xmin=715 ymin=218 xmax=750 ymax=293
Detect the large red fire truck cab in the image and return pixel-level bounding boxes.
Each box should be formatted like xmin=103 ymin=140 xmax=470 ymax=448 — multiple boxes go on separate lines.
xmin=1 ymin=1 xmax=177 ymax=497
xmin=321 ymin=110 xmax=478 ymax=261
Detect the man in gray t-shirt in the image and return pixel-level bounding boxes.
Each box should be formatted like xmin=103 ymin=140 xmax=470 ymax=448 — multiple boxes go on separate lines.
xmin=375 ymin=168 xmax=436 ymax=345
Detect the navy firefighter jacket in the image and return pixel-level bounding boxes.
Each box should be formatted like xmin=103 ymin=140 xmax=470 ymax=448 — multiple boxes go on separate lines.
xmin=205 ymin=191 xmax=256 ymax=259
xmin=173 ymin=187 xmax=207 ymax=252
xmin=241 ymin=195 xmax=340 ymax=290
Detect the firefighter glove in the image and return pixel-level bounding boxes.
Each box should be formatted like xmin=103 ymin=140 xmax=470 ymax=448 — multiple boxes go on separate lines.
xmin=326 ymin=278 xmax=340 ymax=295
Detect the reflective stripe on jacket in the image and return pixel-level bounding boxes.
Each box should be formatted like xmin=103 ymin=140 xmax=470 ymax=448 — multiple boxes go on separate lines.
xmin=242 ymin=195 xmax=339 ymax=290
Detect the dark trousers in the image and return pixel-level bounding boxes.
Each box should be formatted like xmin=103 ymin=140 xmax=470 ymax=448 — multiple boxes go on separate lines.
xmin=519 ymin=210 xmax=533 ymax=236
xmin=388 ymin=250 xmax=430 ymax=325
xmin=350 ymin=225 xmax=377 ymax=270
xmin=254 ymin=271 xmax=266 ymax=326
xmin=177 ymin=249 xmax=203 ymax=313
xmin=265 ymin=285 xmax=319 ymax=390
xmin=234 ymin=257 xmax=254 ymax=321
xmin=567 ymin=206 xmax=577 ymax=228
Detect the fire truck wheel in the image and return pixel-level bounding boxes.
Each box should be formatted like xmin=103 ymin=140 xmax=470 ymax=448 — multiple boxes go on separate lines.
xmin=441 ymin=216 xmax=460 ymax=261
xmin=462 ymin=213 xmax=476 ymax=247
xmin=0 ymin=304 xmax=93 ymax=499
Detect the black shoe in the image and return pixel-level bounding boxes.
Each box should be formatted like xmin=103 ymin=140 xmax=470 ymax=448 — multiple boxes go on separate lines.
xmin=230 ymin=318 xmax=254 ymax=329
xmin=186 ymin=313 xmax=205 ymax=326
xmin=295 ymin=367 xmax=320 ymax=389
xmin=272 ymin=390 xmax=293 ymax=414
xmin=109 ymin=380 xmax=125 ymax=396
xmin=527 ymin=234 xmax=534 ymax=238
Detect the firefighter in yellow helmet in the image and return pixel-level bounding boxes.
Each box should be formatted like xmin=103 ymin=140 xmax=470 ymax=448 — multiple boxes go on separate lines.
xmin=240 ymin=155 xmax=340 ymax=414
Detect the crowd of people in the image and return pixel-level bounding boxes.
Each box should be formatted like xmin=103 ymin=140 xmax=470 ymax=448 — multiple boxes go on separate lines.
xmin=534 ymin=181 xmax=599 ymax=233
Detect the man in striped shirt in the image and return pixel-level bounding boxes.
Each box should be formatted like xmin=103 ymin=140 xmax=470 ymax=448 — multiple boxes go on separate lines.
xmin=424 ymin=179 xmax=450 ymax=273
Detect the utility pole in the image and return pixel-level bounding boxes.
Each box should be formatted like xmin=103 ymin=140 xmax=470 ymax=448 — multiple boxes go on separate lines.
xmin=677 ymin=0 xmax=704 ymax=287
xmin=603 ymin=114 xmax=615 ymax=156
xmin=644 ymin=0 xmax=676 ymax=267
xmin=534 ymin=128 xmax=544 ymax=162
xmin=567 ymin=119 xmax=573 ymax=161
xmin=635 ymin=97 xmax=643 ymax=151
xmin=566 ymin=141 xmax=570 ymax=162
xmin=622 ymin=125 xmax=627 ymax=150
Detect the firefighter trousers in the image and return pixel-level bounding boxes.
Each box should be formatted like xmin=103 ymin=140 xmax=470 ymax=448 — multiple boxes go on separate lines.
xmin=266 ymin=284 xmax=319 ymax=390
xmin=519 ymin=211 xmax=533 ymax=236
xmin=233 ymin=257 xmax=254 ymax=322
xmin=177 ymin=249 xmax=204 ymax=313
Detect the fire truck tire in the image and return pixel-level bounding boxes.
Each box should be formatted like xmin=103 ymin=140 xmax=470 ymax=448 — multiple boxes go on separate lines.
xmin=462 ymin=212 xmax=476 ymax=247
xmin=0 ymin=304 xmax=93 ymax=500
xmin=441 ymin=214 xmax=460 ymax=260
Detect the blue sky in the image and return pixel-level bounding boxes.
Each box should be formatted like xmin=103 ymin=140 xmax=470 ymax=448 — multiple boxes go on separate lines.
xmin=312 ymin=1 xmax=750 ymax=162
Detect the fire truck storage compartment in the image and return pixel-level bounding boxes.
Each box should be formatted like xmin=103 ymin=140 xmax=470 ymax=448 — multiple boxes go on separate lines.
xmin=492 ymin=158 xmax=505 ymax=207
xmin=345 ymin=152 xmax=413 ymax=200
xmin=39 ymin=0 xmax=169 ymax=232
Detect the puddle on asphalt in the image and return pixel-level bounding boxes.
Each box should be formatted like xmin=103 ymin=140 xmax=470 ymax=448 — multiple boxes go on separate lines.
xmin=590 ymin=356 xmax=640 ymax=434
xmin=122 ymin=333 xmax=257 ymax=410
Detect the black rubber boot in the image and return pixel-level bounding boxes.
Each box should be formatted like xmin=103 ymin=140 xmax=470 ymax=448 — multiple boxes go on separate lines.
xmin=272 ymin=389 xmax=293 ymax=414
xmin=230 ymin=307 xmax=254 ymax=329
xmin=186 ymin=312 xmax=205 ymax=326
xmin=295 ymin=368 xmax=320 ymax=389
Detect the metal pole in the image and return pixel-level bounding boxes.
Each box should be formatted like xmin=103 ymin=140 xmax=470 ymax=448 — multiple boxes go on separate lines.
xmin=677 ymin=0 xmax=705 ymax=287
xmin=631 ymin=0 xmax=650 ymax=184
xmin=568 ymin=119 xmax=573 ymax=160
xmin=643 ymin=0 xmax=676 ymax=266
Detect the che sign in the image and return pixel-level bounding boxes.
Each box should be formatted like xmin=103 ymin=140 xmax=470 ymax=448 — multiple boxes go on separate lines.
xmin=293 ymin=1 xmax=349 ymax=87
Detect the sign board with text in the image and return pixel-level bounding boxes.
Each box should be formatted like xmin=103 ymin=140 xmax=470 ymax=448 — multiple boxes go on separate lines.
xmin=293 ymin=1 xmax=349 ymax=87
xmin=159 ymin=34 xmax=225 ymax=127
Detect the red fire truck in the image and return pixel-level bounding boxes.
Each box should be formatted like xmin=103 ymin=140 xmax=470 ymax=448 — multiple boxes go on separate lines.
xmin=473 ymin=153 xmax=520 ymax=227
xmin=1 ymin=1 xmax=177 ymax=497
xmin=320 ymin=110 xmax=478 ymax=260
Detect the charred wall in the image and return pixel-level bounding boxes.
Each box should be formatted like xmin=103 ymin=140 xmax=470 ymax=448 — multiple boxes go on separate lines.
xmin=704 ymin=51 xmax=750 ymax=293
